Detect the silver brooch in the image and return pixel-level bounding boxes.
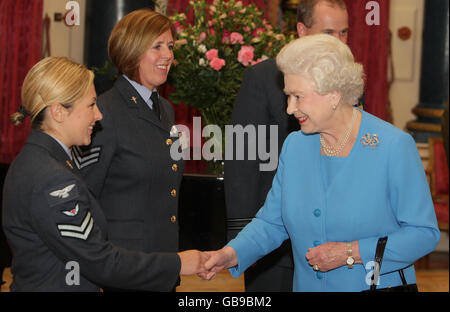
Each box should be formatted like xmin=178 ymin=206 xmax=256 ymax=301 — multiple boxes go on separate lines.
xmin=360 ymin=133 xmax=379 ymax=149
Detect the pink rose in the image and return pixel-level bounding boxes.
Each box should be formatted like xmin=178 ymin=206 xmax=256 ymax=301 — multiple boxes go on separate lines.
xmin=237 ymin=45 xmax=254 ymax=66
xmin=209 ymin=27 xmax=215 ymax=36
xmin=198 ymin=32 xmax=207 ymax=43
xmin=205 ymin=49 xmax=219 ymax=61
xmin=209 ymin=57 xmax=226 ymax=71
xmin=230 ymin=32 xmax=244 ymax=45
xmin=251 ymin=27 xmax=265 ymax=37
xmin=174 ymin=21 xmax=184 ymax=34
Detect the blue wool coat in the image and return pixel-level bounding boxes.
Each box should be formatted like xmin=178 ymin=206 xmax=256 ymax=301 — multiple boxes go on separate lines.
xmin=228 ymin=110 xmax=440 ymax=292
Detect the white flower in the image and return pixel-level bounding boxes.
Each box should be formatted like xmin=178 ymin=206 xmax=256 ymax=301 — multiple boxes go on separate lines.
xmin=199 ymin=58 xmax=207 ymax=66
xmin=197 ymin=44 xmax=207 ymax=54
xmin=261 ymin=55 xmax=269 ymax=61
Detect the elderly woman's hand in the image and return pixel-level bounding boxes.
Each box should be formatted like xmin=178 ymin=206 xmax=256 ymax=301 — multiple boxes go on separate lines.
xmin=305 ymin=241 xmax=361 ymax=272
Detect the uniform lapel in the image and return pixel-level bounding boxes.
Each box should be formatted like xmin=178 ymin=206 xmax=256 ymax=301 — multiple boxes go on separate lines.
xmin=114 ymin=76 xmax=171 ymax=133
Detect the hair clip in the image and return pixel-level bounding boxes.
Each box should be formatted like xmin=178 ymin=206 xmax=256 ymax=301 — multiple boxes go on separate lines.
xmin=18 ymin=106 xmax=30 ymax=117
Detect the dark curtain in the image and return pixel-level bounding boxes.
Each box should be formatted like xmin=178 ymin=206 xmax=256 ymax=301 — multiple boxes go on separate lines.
xmin=344 ymin=0 xmax=390 ymax=121
xmin=0 ymin=0 xmax=44 ymax=164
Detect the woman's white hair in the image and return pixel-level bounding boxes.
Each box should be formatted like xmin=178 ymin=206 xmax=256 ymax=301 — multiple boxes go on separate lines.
xmin=276 ymin=34 xmax=364 ymax=106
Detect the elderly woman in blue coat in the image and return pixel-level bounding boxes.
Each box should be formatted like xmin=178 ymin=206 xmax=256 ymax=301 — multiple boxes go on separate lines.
xmin=201 ymin=34 xmax=440 ymax=291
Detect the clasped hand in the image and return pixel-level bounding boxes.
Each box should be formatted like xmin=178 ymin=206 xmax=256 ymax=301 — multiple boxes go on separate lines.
xmin=178 ymin=247 xmax=237 ymax=279
xmin=305 ymin=242 xmax=349 ymax=272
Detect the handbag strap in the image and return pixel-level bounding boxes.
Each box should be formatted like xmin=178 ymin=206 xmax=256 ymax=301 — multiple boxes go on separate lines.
xmin=370 ymin=236 xmax=388 ymax=291
xmin=370 ymin=236 xmax=408 ymax=291
xmin=398 ymin=268 xmax=407 ymax=285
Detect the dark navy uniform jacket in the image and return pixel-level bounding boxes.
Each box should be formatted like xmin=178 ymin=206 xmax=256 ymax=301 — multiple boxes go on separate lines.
xmin=74 ymin=76 xmax=184 ymax=261
xmin=2 ymin=131 xmax=181 ymax=291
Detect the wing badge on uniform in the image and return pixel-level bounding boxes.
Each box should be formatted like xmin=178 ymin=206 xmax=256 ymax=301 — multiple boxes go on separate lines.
xmin=62 ymin=204 xmax=79 ymax=216
xmin=57 ymin=211 xmax=94 ymax=240
xmin=50 ymin=184 xmax=75 ymax=199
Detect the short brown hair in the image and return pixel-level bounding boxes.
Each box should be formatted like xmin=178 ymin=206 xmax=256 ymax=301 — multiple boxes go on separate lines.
xmin=108 ymin=9 xmax=176 ymax=83
xmin=297 ymin=0 xmax=347 ymax=27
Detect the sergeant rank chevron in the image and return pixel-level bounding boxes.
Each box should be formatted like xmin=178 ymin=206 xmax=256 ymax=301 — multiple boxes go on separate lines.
xmin=72 ymin=146 xmax=101 ymax=169
xmin=57 ymin=211 xmax=94 ymax=240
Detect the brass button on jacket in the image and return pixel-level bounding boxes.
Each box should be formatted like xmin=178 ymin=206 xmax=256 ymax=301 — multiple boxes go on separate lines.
xmin=166 ymin=138 xmax=173 ymax=146
xmin=171 ymin=189 xmax=177 ymax=197
xmin=171 ymin=215 xmax=177 ymax=223
xmin=172 ymin=164 xmax=178 ymax=172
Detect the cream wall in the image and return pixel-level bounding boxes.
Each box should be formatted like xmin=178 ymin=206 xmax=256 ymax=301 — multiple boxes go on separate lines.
xmin=42 ymin=0 xmax=86 ymax=64
xmin=389 ymin=0 xmax=425 ymax=130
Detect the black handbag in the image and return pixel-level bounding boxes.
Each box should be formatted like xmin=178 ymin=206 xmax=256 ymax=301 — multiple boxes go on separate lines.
xmin=366 ymin=236 xmax=418 ymax=292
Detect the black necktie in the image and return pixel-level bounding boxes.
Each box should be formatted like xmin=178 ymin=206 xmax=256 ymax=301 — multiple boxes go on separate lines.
xmin=150 ymin=91 xmax=160 ymax=120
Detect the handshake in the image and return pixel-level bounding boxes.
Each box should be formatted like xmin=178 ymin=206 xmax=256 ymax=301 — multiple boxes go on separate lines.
xmin=177 ymin=246 xmax=238 ymax=280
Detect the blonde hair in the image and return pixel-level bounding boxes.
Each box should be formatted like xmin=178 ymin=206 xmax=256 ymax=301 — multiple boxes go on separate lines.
xmin=276 ymin=34 xmax=364 ymax=106
xmin=10 ymin=56 xmax=94 ymax=128
xmin=108 ymin=9 xmax=176 ymax=83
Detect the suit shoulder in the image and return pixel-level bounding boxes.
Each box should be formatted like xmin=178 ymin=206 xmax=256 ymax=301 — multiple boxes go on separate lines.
xmin=242 ymin=59 xmax=284 ymax=94
xmin=247 ymin=58 xmax=279 ymax=77
xmin=9 ymin=146 xmax=74 ymax=194
xmin=363 ymin=111 xmax=412 ymax=144
xmin=282 ymin=130 xmax=310 ymax=151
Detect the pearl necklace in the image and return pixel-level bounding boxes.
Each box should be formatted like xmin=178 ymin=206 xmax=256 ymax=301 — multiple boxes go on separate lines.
xmin=320 ymin=107 xmax=357 ymax=157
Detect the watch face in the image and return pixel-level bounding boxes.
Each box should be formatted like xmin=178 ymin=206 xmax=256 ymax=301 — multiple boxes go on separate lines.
xmin=347 ymin=257 xmax=355 ymax=265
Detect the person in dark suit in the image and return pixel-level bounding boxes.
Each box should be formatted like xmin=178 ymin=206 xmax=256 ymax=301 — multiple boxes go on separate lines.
xmin=2 ymin=56 xmax=206 ymax=291
xmin=224 ymin=0 xmax=349 ymax=291
xmin=73 ymin=10 xmax=185 ymax=291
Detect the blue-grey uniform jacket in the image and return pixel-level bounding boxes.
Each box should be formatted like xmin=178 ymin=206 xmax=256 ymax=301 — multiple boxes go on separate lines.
xmin=74 ymin=76 xmax=184 ymax=259
xmin=2 ymin=130 xmax=181 ymax=291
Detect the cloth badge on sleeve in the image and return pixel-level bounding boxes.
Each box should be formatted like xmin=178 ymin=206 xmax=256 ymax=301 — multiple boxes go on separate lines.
xmin=57 ymin=210 xmax=94 ymax=240
xmin=62 ymin=204 xmax=79 ymax=216
xmin=72 ymin=145 xmax=101 ymax=169
xmin=46 ymin=182 xmax=79 ymax=207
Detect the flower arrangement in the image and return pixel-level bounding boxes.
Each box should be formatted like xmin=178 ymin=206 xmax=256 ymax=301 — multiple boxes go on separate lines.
xmin=167 ymin=0 xmax=293 ymax=142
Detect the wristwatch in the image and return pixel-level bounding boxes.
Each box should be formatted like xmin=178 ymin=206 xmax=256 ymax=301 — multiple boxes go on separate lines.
xmin=346 ymin=242 xmax=354 ymax=269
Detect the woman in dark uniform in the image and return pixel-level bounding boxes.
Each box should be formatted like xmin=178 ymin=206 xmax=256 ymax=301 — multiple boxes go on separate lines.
xmin=73 ymin=9 xmax=185 ymax=291
xmin=2 ymin=56 xmax=206 ymax=291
